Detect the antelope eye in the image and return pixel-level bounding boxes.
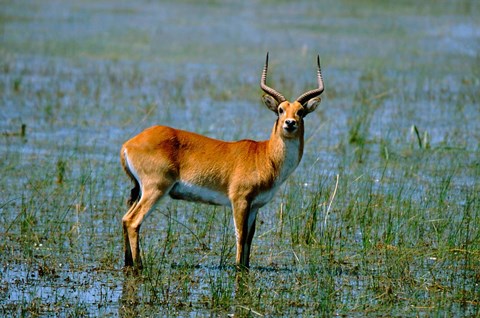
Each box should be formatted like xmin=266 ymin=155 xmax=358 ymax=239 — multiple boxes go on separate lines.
xmin=297 ymin=109 xmax=304 ymax=117
xmin=278 ymin=107 xmax=284 ymax=115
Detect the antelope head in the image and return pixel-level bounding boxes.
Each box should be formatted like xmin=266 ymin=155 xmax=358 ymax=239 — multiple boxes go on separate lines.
xmin=260 ymin=53 xmax=324 ymax=139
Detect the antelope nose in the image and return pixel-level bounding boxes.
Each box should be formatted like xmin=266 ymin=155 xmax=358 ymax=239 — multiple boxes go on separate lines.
xmin=285 ymin=119 xmax=296 ymax=127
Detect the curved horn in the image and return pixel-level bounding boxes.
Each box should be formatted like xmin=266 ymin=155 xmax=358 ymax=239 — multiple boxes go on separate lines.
xmin=295 ymin=55 xmax=324 ymax=105
xmin=260 ymin=52 xmax=286 ymax=103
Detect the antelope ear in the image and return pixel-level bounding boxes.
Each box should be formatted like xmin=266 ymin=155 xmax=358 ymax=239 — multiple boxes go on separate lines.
xmin=302 ymin=97 xmax=321 ymax=117
xmin=262 ymin=95 xmax=279 ymax=113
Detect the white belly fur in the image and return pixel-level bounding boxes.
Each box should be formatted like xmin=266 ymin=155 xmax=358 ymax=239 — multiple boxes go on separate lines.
xmin=169 ymin=182 xmax=231 ymax=206
xmin=168 ymin=180 xmax=282 ymax=210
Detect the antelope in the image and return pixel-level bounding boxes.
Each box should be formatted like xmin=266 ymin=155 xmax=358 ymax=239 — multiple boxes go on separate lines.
xmin=120 ymin=53 xmax=324 ymax=270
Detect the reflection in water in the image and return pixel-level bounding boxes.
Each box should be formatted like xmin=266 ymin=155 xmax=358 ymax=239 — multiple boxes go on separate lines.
xmin=119 ymin=270 xmax=142 ymax=318
xmin=233 ymin=271 xmax=263 ymax=317
xmin=119 ymin=267 xmax=265 ymax=317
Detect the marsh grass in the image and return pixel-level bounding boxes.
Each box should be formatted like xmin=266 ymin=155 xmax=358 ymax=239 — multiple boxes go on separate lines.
xmin=1 ymin=0 xmax=480 ymax=316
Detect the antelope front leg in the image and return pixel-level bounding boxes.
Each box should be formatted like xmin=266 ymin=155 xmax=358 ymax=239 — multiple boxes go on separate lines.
xmin=243 ymin=207 xmax=258 ymax=267
xmin=232 ymin=199 xmax=256 ymax=269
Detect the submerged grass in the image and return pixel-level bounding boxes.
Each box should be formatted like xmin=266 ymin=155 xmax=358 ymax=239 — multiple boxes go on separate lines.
xmin=1 ymin=0 xmax=479 ymax=316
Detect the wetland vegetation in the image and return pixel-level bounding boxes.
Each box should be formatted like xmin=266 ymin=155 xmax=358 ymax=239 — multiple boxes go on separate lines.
xmin=1 ymin=0 xmax=479 ymax=316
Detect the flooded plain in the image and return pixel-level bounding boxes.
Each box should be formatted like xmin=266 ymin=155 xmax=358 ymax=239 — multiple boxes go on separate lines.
xmin=1 ymin=0 xmax=479 ymax=316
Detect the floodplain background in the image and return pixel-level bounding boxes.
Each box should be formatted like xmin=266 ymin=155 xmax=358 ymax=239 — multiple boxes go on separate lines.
xmin=1 ymin=0 xmax=479 ymax=316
